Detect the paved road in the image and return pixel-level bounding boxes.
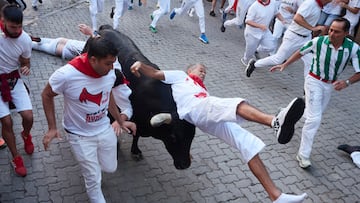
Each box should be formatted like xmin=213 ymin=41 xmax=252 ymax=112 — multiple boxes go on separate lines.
xmin=0 ymin=0 xmax=359 ymax=202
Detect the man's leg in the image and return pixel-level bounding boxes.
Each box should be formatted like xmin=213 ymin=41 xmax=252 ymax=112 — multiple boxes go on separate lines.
xmin=98 ymin=126 xmax=118 ymax=173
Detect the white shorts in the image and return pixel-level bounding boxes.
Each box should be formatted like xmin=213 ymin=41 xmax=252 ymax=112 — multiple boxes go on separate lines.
xmin=0 ymin=78 xmax=32 ymax=118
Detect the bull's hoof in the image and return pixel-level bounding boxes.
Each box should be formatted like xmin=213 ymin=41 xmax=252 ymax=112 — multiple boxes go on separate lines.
xmin=131 ymin=153 xmax=143 ymax=161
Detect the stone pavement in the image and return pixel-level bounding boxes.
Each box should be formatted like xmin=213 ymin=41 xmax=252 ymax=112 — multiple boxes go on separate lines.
xmin=0 ymin=0 xmax=360 ymax=202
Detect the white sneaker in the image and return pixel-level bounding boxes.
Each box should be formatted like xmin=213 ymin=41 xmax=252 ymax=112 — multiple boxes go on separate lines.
xmin=273 ymin=193 xmax=307 ymax=203
xmin=150 ymin=113 xmax=172 ymax=127
xmin=296 ymin=154 xmax=311 ymax=169
xmin=273 ymin=98 xmax=305 ymax=144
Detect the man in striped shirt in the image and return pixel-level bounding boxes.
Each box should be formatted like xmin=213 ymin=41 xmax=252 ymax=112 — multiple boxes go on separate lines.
xmin=270 ymin=17 xmax=360 ymax=169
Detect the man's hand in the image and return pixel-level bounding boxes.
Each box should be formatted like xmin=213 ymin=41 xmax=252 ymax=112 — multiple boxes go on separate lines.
xmin=130 ymin=61 xmax=142 ymax=77
xmin=333 ymin=80 xmax=348 ymax=91
xmin=312 ymin=25 xmax=327 ymax=36
xmin=79 ymin=24 xmax=93 ymax=36
xmin=43 ymin=129 xmax=62 ymax=151
xmin=20 ymin=66 xmax=30 ymax=76
xmin=121 ymin=121 xmax=137 ymax=136
xmin=269 ymin=64 xmax=286 ymax=72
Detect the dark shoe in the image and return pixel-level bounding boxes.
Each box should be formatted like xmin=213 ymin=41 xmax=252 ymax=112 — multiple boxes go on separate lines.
xmin=170 ymin=9 xmax=176 ymax=20
xmin=32 ymin=6 xmax=38 ymax=11
xmin=245 ymin=59 xmax=256 ymax=77
xmin=110 ymin=7 xmax=115 ymax=19
xmin=209 ymin=10 xmax=216 ymax=17
xmin=30 ymin=35 xmax=41 ymax=42
xmin=38 ymin=0 xmax=42 ymax=3
xmin=338 ymin=144 xmax=360 ymax=154
xmin=273 ymin=98 xmax=305 ymax=144
xmin=221 ymin=24 xmax=226 ymax=32
xmin=149 ymin=26 xmax=157 ymax=33
xmin=138 ymin=0 xmax=142 ymax=6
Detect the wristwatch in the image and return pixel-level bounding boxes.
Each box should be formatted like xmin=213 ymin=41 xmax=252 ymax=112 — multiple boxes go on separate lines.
xmin=345 ymin=79 xmax=351 ymax=87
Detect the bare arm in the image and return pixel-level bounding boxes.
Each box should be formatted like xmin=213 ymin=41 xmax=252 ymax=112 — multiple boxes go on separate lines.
xmin=269 ymin=50 xmax=303 ymax=72
xmin=339 ymin=2 xmax=360 ymax=14
xmin=333 ymin=72 xmax=360 ymax=91
xmin=245 ymin=20 xmax=267 ymax=31
xmin=41 ymin=83 xmax=61 ymax=150
xmin=19 ymin=56 xmax=30 ymax=76
xmin=130 ymin=61 xmax=165 ymax=80
xmin=293 ymin=13 xmax=327 ymax=35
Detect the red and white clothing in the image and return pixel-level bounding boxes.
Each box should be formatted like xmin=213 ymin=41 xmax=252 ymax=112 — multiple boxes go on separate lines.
xmin=48 ymin=54 xmax=118 ymax=203
xmin=0 ymin=28 xmax=32 ymax=118
xmin=162 ymin=70 xmax=265 ymax=163
xmin=32 ymin=38 xmax=86 ymax=60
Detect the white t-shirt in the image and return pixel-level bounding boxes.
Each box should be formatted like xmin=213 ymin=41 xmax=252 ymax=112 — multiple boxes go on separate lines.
xmin=0 ymin=30 xmax=32 ymax=74
xmin=245 ymin=0 xmax=280 ymax=35
xmin=49 ymin=62 xmax=116 ymax=136
xmin=288 ymin=0 xmax=322 ymax=36
xmin=343 ymin=0 xmax=360 ymax=25
xmin=162 ymin=70 xmax=209 ymax=119
xmin=279 ymin=0 xmax=303 ymax=20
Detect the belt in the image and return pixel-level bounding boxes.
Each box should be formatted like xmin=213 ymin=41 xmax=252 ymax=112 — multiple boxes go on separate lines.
xmin=309 ymin=72 xmax=335 ymax=83
xmin=289 ymin=30 xmax=308 ymax=38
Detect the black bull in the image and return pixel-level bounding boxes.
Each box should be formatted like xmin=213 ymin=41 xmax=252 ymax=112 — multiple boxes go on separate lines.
xmin=104 ymin=29 xmax=196 ymax=169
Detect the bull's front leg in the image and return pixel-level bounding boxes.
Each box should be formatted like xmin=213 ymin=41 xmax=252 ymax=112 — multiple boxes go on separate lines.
xmin=131 ymin=134 xmax=143 ymax=160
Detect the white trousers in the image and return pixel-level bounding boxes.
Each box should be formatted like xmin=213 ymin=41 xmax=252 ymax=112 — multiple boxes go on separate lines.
xmin=113 ymin=0 xmax=129 ymax=29
xmin=89 ymin=0 xmax=105 ymax=30
xmin=255 ymin=30 xmax=312 ymax=77
xmin=298 ymin=75 xmax=333 ymax=158
xmin=68 ymin=126 xmax=118 ymax=203
xmin=243 ymin=28 xmax=276 ymax=63
xmin=184 ymin=97 xmax=266 ymax=163
xmin=351 ymin=152 xmax=360 ymax=168
xmin=174 ymin=0 xmax=205 ymax=33
xmin=32 ymin=38 xmax=59 ymax=56
xmin=150 ymin=0 xmax=171 ymax=28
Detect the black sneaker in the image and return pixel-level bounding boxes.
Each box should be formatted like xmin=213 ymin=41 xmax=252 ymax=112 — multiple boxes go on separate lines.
xmin=110 ymin=7 xmax=115 ymax=18
xmin=273 ymin=98 xmax=305 ymax=144
xmin=30 ymin=35 xmax=41 ymax=42
xmin=338 ymin=144 xmax=360 ymax=154
xmin=39 ymin=0 xmax=42 ymax=3
xmin=209 ymin=10 xmax=215 ymax=17
xmin=245 ymin=59 xmax=256 ymax=77
xmin=221 ymin=24 xmax=226 ymax=32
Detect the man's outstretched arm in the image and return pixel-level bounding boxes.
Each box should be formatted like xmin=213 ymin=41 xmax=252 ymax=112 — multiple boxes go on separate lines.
xmin=130 ymin=61 xmax=165 ymax=80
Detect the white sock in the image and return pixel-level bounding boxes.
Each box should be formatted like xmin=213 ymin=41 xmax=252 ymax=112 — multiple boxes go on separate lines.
xmin=273 ymin=193 xmax=307 ymax=203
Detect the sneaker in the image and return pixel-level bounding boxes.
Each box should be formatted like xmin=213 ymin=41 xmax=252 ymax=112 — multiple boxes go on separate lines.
xmin=296 ymin=153 xmax=311 ymax=168
xmin=39 ymin=0 xmax=43 ymax=3
xmin=245 ymin=58 xmax=256 ymax=77
xmin=337 ymin=144 xmax=360 ymax=154
xmin=209 ymin=10 xmax=216 ymax=17
xmin=128 ymin=5 xmax=133 ymax=10
xmin=150 ymin=113 xmax=172 ymax=127
xmin=149 ymin=26 xmax=157 ymax=33
xmin=22 ymin=131 xmax=34 ymax=155
xmin=0 ymin=138 xmax=6 ymax=150
xmin=220 ymin=24 xmax=226 ymax=32
xmin=12 ymin=156 xmax=27 ymax=177
xmin=138 ymin=0 xmax=142 ymax=6
xmin=110 ymin=7 xmax=115 ymax=18
xmin=273 ymin=98 xmax=305 ymax=144
xmin=170 ymin=9 xmax=176 ymax=20
xmin=199 ymin=33 xmax=209 ymax=44
xmin=188 ymin=7 xmax=195 ymax=17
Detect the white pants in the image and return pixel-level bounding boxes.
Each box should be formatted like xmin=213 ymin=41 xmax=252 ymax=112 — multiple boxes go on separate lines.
xmin=271 ymin=18 xmax=290 ymax=54
xmin=243 ymin=29 xmax=276 ymax=63
xmin=224 ymin=0 xmax=254 ymax=27
xmin=174 ymin=0 xmax=205 ymax=33
xmin=32 ymin=38 xmax=58 ymax=56
xmin=255 ymin=30 xmax=312 ymax=77
xmin=89 ymin=0 xmax=105 ymax=30
xmin=298 ymin=75 xmax=333 ymax=159
xmin=0 ymin=78 xmax=32 ymax=118
xmin=184 ymin=97 xmax=266 ymax=163
xmin=113 ymin=0 xmax=129 ymax=29
xmin=67 ymin=126 xmax=118 ymax=203
xmin=150 ymin=0 xmax=171 ymax=28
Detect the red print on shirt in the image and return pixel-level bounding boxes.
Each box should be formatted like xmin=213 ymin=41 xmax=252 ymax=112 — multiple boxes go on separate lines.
xmin=79 ymin=88 xmax=102 ymax=106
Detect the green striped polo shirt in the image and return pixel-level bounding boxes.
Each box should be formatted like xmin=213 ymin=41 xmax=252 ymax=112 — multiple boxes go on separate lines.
xmin=300 ymin=36 xmax=360 ymax=81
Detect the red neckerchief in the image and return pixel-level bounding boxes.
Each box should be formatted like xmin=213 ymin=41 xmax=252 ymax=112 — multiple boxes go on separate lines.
xmin=258 ymin=0 xmax=270 ymax=6
xmin=0 ymin=20 xmax=22 ymax=38
xmin=315 ymin=0 xmax=324 ymax=9
xmin=188 ymin=74 xmax=207 ymax=90
xmin=68 ymin=53 xmax=102 ymax=78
